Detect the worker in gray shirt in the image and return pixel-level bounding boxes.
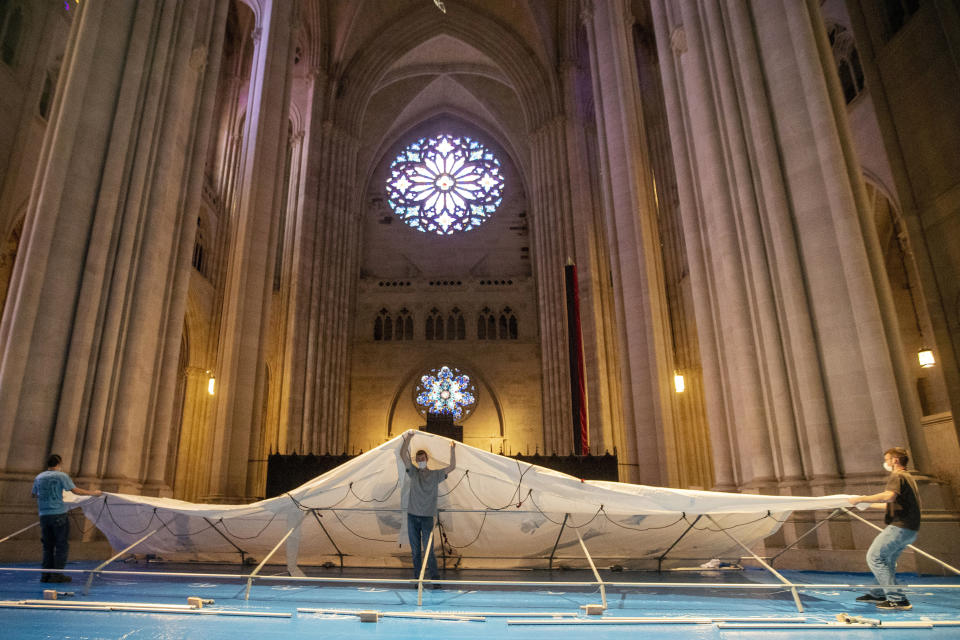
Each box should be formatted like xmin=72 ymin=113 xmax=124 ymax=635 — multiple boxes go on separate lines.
xmin=400 ymin=430 xmax=456 ymax=586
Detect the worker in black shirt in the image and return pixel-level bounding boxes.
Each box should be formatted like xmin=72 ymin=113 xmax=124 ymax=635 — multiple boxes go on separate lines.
xmin=848 ymin=446 xmax=921 ymax=611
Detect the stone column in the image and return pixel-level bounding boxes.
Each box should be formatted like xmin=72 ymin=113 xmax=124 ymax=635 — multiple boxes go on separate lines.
xmin=296 ymin=118 xmax=359 ymax=456
xmin=0 ymin=0 xmax=227 ymax=502
xmin=650 ymin=0 xmax=922 ymax=488
xmin=528 ymin=117 xmax=576 ymax=456
xmin=557 ymin=56 xmax=621 ymax=456
xmin=753 ymin=0 xmax=923 ymax=474
xmin=205 ymin=0 xmax=296 ymax=501
xmin=581 ymin=0 xmax=676 ymax=484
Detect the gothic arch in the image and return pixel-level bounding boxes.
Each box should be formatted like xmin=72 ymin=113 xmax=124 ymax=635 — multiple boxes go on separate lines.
xmin=335 ymin=3 xmax=559 ymax=135
xmin=384 ymin=353 xmax=505 ymax=441
xmin=364 ymin=111 xmax=529 ymax=205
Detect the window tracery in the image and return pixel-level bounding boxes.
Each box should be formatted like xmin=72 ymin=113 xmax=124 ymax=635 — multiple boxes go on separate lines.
xmin=386 ymin=134 xmax=504 ymax=235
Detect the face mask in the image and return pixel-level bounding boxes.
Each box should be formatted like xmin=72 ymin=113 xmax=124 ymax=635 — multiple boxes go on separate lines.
xmin=417 ymin=461 xmax=427 ymax=470
xmin=883 ymin=462 xmax=894 ymax=472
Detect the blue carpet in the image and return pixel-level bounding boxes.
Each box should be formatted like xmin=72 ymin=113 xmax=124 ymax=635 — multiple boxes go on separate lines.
xmin=0 ymin=563 xmax=958 ymax=639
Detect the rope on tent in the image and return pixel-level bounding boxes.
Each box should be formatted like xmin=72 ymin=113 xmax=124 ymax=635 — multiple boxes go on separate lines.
xmin=328 ymin=509 xmax=395 ymax=543
xmin=348 ymin=476 xmax=401 ymax=503
xmin=682 ymin=511 xmax=789 ymax=532
xmin=215 ymin=512 xmax=279 ymax=540
xmin=600 ymin=509 xmax=687 ymax=532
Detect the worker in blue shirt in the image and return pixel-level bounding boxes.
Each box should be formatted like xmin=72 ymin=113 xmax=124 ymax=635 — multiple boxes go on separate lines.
xmin=31 ymin=454 xmax=102 ymax=583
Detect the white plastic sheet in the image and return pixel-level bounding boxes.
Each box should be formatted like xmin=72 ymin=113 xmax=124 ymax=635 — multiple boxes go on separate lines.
xmin=71 ymin=432 xmax=853 ymax=569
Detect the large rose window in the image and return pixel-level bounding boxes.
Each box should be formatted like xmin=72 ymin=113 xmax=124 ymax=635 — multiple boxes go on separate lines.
xmin=386 ymin=135 xmax=504 ymax=235
xmin=414 ymin=365 xmax=477 ymax=420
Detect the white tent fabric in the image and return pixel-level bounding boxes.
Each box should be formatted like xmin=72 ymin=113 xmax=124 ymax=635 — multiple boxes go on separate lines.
xmin=70 ymin=432 xmax=854 ymax=570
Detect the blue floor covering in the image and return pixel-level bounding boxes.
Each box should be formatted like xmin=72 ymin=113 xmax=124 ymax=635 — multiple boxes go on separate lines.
xmin=1 ymin=562 xmax=958 ymax=639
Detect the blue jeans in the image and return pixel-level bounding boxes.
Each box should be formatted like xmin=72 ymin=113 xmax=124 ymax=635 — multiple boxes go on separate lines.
xmin=40 ymin=513 xmax=70 ymax=579
xmin=866 ymin=524 xmax=917 ymax=602
xmin=407 ymin=514 xmax=439 ymax=579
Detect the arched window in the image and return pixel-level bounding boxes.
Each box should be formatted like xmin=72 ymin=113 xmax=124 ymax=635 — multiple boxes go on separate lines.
xmin=0 ymin=2 xmax=23 ymax=66
xmin=38 ymin=66 xmax=58 ymax=120
xmin=827 ymin=22 xmax=865 ymax=104
xmin=374 ymin=308 xmax=391 ymax=341
xmin=192 ymin=217 xmax=208 ymax=278
xmin=882 ymin=0 xmax=920 ymax=39
xmin=383 ymin=315 xmax=393 ymax=341
xmin=477 ymin=308 xmax=490 ymax=339
xmin=446 ymin=307 xmax=465 ymax=340
xmin=500 ymin=307 xmax=517 ymax=340
xmin=426 ymin=308 xmax=442 ymax=341
xmin=396 ymin=308 xmax=413 ymax=340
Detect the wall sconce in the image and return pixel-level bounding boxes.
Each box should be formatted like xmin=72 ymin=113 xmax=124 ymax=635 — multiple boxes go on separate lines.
xmin=207 ymin=373 xmax=216 ymax=395
xmin=674 ymin=372 xmax=685 ymax=393
xmin=918 ymin=347 xmax=935 ymax=368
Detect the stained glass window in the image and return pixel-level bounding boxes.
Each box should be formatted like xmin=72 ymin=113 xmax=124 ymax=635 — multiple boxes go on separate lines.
xmin=415 ymin=365 xmax=477 ymax=420
xmin=386 ymin=134 xmax=504 ymax=235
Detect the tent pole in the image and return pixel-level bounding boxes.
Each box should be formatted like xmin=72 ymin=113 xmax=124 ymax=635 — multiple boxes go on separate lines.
xmin=549 ymin=513 xmax=569 ymax=570
xmin=842 ymin=507 xmax=960 ymax=575
xmin=244 ymin=523 xmax=300 ymax=600
xmin=436 ymin=516 xmax=448 ymax=572
xmin=657 ymin=514 xmax=700 ymax=572
xmin=311 ymin=511 xmax=345 ymax=569
xmin=769 ymin=508 xmax=842 ymax=566
xmin=574 ymin=527 xmax=607 ymax=609
xmin=705 ymin=515 xmax=803 ymax=613
xmin=202 ymin=517 xmax=247 ymax=568
xmin=416 ymin=526 xmax=437 ymax=606
xmin=0 ymin=521 xmax=39 ymax=545
xmin=83 ymin=527 xmax=161 ymax=595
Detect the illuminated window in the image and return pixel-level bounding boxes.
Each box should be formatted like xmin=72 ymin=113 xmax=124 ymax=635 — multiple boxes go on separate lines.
xmin=386 ymin=134 xmax=504 ymax=235
xmin=415 ymin=365 xmax=478 ymax=420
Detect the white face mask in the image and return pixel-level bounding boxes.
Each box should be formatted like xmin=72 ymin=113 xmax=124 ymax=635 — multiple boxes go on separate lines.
xmin=883 ymin=461 xmax=894 ymax=472
xmin=417 ymin=461 xmax=427 ymax=470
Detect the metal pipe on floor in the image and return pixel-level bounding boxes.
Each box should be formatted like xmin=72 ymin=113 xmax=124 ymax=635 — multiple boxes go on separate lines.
xmin=83 ymin=527 xmax=161 ymax=595
xmin=0 ymin=521 xmax=40 ymax=545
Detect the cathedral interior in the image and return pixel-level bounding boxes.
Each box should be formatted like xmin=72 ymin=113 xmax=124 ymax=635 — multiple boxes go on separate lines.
xmin=0 ymin=0 xmax=958 ymax=571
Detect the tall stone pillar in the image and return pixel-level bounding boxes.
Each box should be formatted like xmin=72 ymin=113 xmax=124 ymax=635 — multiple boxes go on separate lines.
xmin=0 ymin=0 xmax=227 ymax=506
xmin=650 ymin=0 xmax=922 ymax=488
xmin=528 ymin=117 xmax=576 ymax=456
xmin=206 ymin=0 xmax=296 ymax=501
xmin=277 ymin=94 xmax=359 ymax=459
xmin=557 ymin=56 xmax=622 ymax=456
xmin=581 ymin=0 xmax=676 ymax=484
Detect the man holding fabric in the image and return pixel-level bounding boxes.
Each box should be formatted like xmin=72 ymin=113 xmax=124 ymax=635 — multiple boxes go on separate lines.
xmin=848 ymin=446 xmax=921 ymax=611
xmin=399 ymin=430 xmax=456 ymax=587
xmin=32 ymin=454 xmax=102 ymax=583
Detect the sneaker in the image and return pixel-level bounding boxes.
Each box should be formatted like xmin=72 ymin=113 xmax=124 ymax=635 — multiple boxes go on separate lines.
xmin=876 ymin=599 xmax=912 ymax=611
xmin=50 ymin=574 xmax=72 ymax=583
xmin=39 ymin=574 xmax=52 ymax=583
xmin=856 ymin=593 xmax=886 ymax=603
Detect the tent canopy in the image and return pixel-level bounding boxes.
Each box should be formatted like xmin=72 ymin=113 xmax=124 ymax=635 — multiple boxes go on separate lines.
xmin=72 ymin=432 xmax=853 ymax=570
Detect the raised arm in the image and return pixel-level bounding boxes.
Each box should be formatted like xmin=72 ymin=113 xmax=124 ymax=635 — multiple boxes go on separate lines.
xmin=443 ymin=441 xmax=456 ymax=475
xmin=400 ymin=430 xmax=414 ymax=468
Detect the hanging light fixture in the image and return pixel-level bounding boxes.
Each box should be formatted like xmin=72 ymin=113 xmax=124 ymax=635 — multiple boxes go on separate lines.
xmin=674 ymin=372 xmax=685 ymax=393
xmin=918 ymin=348 xmax=935 ymax=368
